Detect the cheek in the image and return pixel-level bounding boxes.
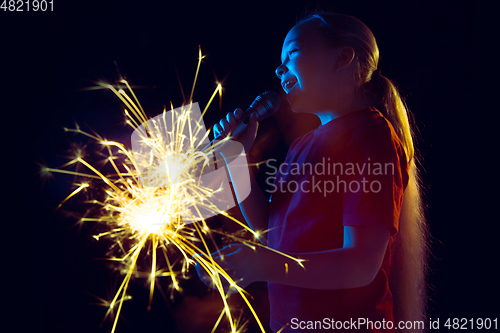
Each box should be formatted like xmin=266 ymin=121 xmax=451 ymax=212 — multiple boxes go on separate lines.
xmin=296 ymin=55 xmax=332 ymax=89
xmin=288 ymin=64 xmax=335 ymax=112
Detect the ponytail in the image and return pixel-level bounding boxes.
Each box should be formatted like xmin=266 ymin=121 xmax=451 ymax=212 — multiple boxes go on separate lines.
xmin=366 ymin=71 xmax=414 ymax=162
xmin=368 ymin=70 xmax=429 ymax=332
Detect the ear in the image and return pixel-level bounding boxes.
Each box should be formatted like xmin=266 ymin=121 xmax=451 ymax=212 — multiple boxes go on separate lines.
xmin=334 ymin=46 xmax=355 ymax=72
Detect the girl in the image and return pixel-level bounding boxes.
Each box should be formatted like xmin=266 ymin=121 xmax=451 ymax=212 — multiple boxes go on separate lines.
xmin=211 ymin=11 xmax=428 ymax=333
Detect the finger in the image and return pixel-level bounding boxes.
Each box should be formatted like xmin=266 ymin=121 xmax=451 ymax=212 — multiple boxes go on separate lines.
xmin=226 ymin=111 xmax=237 ymax=128
xmin=233 ymin=108 xmax=244 ymax=120
xmin=219 ymin=118 xmax=229 ymax=135
xmin=213 ymin=123 xmax=223 ymax=137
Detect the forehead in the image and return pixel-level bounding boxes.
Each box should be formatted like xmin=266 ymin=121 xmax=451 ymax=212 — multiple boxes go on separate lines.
xmin=280 ymin=21 xmax=328 ymax=61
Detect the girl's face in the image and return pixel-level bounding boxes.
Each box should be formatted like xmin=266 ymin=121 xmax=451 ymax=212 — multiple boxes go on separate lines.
xmin=276 ymin=22 xmax=343 ymax=115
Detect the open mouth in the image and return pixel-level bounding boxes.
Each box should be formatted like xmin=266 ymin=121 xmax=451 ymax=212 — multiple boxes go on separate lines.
xmin=282 ymin=78 xmax=297 ymax=93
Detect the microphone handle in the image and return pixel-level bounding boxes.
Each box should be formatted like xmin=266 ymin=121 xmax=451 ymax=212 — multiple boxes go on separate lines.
xmin=200 ymin=107 xmax=253 ymax=153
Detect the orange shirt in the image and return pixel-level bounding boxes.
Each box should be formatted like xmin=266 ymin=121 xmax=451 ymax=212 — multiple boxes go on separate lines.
xmin=267 ymin=108 xmax=408 ymax=332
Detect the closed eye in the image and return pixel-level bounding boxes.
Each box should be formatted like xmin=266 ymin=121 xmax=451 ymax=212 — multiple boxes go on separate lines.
xmin=288 ymin=49 xmax=298 ymax=56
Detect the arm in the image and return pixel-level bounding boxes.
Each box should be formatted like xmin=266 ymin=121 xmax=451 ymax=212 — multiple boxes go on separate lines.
xmin=216 ymin=224 xmax=391 ymax=290
xmin=215 ymin=109 xmax=269 ymax=240
xmin=230 ymin=164 xmax=270 ymax=239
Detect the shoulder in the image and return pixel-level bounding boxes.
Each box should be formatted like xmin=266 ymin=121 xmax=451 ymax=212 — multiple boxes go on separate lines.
xmin=348 ymin=109 xmax=402 ymax=151
xmin=339 ymin=109 xmax=407 ymax=168
xmin=314 ymin=108 xmax=392 ymax=141
xmin=347 ymin=108 xmax=394 ymax=141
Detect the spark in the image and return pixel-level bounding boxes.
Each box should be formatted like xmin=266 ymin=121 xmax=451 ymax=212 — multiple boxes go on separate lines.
xmin=55 ymin=183 xmax=89 ymax=211
xmin=47 ymin=47 xmax=304 ymax=333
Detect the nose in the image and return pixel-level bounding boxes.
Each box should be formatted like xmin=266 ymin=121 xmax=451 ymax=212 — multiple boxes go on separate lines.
xmin=275 ymin=63 xmax=287 ymax=79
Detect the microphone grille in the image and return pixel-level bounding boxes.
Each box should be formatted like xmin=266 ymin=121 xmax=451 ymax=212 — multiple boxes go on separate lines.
xmin=253 ymin=91 xmax=281 ymax=121
xmin=260 ymin=91 xmax=281 ymax=112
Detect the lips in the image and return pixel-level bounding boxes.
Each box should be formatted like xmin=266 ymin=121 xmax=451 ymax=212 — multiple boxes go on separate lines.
xmin=281 ymin=78 xmax=297 ymax=94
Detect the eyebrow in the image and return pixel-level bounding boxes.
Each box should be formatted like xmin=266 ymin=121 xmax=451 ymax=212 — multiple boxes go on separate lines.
xmin=281 ymin=39 xmax=299 ymax=62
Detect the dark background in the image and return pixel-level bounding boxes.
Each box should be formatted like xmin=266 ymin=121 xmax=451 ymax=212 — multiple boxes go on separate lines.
xmin=3 ymin=0 xmax=487 ymax=332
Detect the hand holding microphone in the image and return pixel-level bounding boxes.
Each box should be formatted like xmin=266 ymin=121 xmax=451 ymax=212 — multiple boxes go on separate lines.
xmin=214 ymin=108 xmax=258 ymax=154
xmin=212 ymin=91 xmax=281 ymax=153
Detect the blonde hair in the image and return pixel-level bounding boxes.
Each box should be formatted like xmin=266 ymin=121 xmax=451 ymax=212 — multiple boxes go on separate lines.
xmin=298 ymin=12 xmax=429 ymax=332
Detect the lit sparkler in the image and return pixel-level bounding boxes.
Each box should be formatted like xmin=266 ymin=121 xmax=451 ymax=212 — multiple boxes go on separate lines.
xmin=43 ymin=46 xmax=304 ymax=333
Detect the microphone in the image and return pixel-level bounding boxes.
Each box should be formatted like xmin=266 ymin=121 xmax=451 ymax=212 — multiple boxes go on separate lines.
xmin=213 ymin=90 xmax=281 ymax=140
